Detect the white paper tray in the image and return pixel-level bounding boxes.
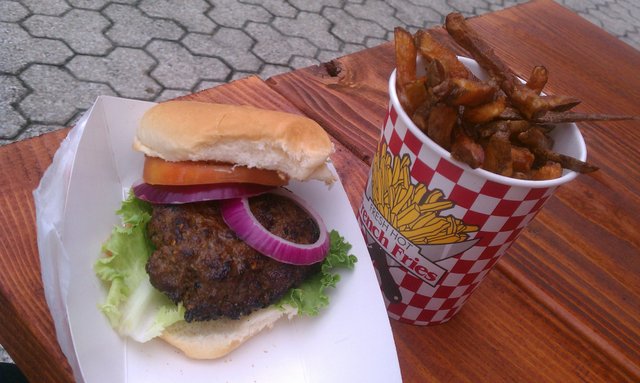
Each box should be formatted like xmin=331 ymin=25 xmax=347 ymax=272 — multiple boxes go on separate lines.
xmin=35 ymin=96 xmax=401 ymax=383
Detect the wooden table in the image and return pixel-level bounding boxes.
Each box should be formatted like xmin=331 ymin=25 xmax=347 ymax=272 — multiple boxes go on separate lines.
xmin=1 ymin=0 xmax=638 ymax=381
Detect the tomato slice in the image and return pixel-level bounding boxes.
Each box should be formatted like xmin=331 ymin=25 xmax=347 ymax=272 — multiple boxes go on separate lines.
xmin=142 ymin=156 xmax=288 ymax=186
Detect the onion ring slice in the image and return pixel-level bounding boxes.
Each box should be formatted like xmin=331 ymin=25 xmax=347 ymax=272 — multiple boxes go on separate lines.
xmin=132 ymin=182 xmax=274 ymax=204
xmin=220 ymin=189 xmax=330 ymax=265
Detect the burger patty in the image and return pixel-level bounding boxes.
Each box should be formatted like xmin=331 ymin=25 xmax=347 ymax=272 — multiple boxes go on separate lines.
xmin=146 ymin=193 xmax=321 ymax=322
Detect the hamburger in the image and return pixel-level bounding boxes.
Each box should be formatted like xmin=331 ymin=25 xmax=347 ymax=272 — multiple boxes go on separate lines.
xmin=96 ymin=101 xmax=356 ymax=359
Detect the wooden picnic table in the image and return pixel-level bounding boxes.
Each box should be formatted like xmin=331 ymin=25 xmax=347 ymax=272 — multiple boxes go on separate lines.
xmin=0 ymin=0 xmax=638 ymax=381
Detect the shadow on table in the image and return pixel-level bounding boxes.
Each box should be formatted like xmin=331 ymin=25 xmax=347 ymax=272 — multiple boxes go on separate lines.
xmin=0 ymin=363 xmax=28 ymax=383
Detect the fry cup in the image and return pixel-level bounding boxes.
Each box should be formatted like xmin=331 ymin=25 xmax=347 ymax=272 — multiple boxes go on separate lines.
xmin=357 ymin=58 xmax=586 ymax=325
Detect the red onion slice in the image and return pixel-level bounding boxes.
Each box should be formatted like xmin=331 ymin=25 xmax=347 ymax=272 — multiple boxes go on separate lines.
xmin=132 ymin=182 xmax=274 ymax=204
xmin=220 ymin=189 xmax=330 ymax=265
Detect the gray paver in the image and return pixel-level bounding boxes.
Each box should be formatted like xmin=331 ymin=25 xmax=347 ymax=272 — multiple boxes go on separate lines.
xmin=20 ymin=0 xmax=69 ymax=15
xmin=208 ymin=0 xmax=271 ymax=28
xmin=147 ymin=40 xmax=230 ymax=89
xmin=0 ymin=22 xmax=73 ymax=73
xmin=0 ymin=75 xmax=27 ymax=138
xmin=0 ymin=1 xmax=29 ymax=22
xmin=139 ymin=0 xmax=215 ymax=33
xmin=245 ymin=21 xmax=316 ymax=65
xmin=103 ymin=3 xmax=184 ymax=48
xmin=19 ymin=64 xmax=114 ymax=124
xmin=66 ymin=47 xmax=160 ymax=99
xmin=273 ymin=11 xmax=340 ymax=50
xmin=23 ymin=9 xmax=112 ymax=55
xmin=183 ymin=28 xmax=262 ymax=72
xmin=323 ymin=7 xmax=386 ymax=44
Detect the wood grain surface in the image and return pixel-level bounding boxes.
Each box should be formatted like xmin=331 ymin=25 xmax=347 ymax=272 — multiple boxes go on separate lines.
xmin=268 ymin=0 xmax=640 ymax=381
xmin=0 ymin=0 xmax=638 ymax=382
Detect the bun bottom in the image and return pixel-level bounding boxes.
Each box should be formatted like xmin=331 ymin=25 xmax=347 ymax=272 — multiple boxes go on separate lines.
xmin=159 ymin=305 xmax=298 ymax=359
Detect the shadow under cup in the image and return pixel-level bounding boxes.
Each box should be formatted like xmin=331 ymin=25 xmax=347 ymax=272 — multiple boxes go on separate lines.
xmin=357 ymin=58 xmax=586 ymax=325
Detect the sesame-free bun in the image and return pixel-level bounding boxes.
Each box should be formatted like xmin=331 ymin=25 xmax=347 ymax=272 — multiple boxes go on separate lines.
xmin=160 ymin=305 xmax=297 ymax=359
xmin=134 ymin=101 xmax=335 ymax=183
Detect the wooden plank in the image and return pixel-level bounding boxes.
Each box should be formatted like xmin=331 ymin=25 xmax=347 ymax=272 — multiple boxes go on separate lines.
xmin=0 ymin=129 xmax=74 ymax=382
xmin=392 ymin=271 xmax=634 ymax=383
xmin=267 ymin=0 xmax=640 ymax=380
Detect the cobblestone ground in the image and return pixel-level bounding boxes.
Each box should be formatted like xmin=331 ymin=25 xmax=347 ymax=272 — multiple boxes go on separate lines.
xmin=1 ymin=0 xmax=639 ymax=147
xmin=0 ymin=0 xmax=639 ymax=361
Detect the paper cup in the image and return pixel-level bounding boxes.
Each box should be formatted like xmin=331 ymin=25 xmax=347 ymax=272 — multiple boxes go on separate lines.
xmin=357 ymin=58 xmax=586 ymax=325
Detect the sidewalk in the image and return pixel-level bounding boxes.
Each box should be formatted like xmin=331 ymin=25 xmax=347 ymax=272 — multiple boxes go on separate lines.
xmin=1 ymin=0 xmax=638 ymax=147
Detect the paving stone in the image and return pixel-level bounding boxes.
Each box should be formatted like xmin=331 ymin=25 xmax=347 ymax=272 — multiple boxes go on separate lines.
xmin=0 ymin=0 xmax=637 ymax=148
xmin=0 ymin=1 xmax=30 ymax=22
xmin=272 ymin=11 xmax=340 ymax=51
xmin=245 ymin=21 xmax=317 ymax=65
xmin=68 ymin=0 xmax=137 ymax=10
xmin=155 ymin=89 xmax=190 ymax=102
xmin=23 ymin=9 xmax=112 ymax=55
xmin=66 ymin=47 xmax=161 ymax=99
xmin=20 ymin=0 xmax=69 ymax=16
xmin=146 ymin=40 xmax=231 ymax=89
xmin=288 ymin=0 xmax=342 ymax=13
xmin=258 ymin=63 xmax=292 ymax=79
xmin=242 ymin=0 xmax=298 ymax=17
xmin=448 ymin=0 xmax=492 ymax=16
xmin=104 ymin=3 xmax=184 ymax=48
xmin=140 ymin=0 xmax=215 ymax=33
xmin=182 ymin=28 xmax=261 ymax=72
xmin=343 ymin=1 xmax=402 ymax=32
xmin=0 ymin=346 xmax=13 ymax=363
xmin=322 ymin=7 xmax=386 ymax=44
xmin=0 ymin=22 xmax=73 ymax=74
xmin=385 ymin=0 xmax=446 ymax=29
xmin=194 ymin=80 xmax=225 ymax=92
xmin=0 ymin=75 xmax=28 ymax=138
xmin=208 ymin=0 xmax=271 ymax=28
xmin=289 ymin=55 xmax=320 ymax=69
xmin=19 ymin=64 xmax=115 ymax=125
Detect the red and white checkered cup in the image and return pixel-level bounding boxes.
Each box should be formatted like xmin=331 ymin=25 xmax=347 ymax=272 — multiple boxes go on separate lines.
xmin=358 ymin=58 xmax=586 ymax=325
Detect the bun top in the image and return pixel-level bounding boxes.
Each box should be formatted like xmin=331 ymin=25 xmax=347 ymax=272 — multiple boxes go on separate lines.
xmin=134 ymin=101 xmax=335 ymax=183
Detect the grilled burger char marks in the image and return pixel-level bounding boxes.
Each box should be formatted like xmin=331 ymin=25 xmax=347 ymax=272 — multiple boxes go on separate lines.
xmin=146 ymin=193 xmax=321 ymax=322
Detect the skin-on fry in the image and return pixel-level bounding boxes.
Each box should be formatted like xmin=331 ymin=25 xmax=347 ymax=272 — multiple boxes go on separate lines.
xmin=511 ymin=146 xmax=535 ymax=173
xmin=445 ymin=12 xmax=575 ymax=119
xmin=447 ymin=78 xmax=497 ymax=106
xmin=482 ymin=130 xmax=512 ymax=176
xmin=526 ymin=65 xmax=548 ymax=94
xmin=531 ymin=161 xmax=563 ymax=180
xmin=395 ymin=27 xmax=421 ymax=115
xmin=498 ymin=108 xmax=638 ymax=123
xmin=534 ymin=148 xmax=599 ymax=173
xmin=414 ymin=29 xmax=470 ymax=79
xmin=390 ymin=13 xmax=635 ymax=179
xmin=462 ymin=97 xmax=506 ymax=124
xmin=517 ymin=127 xmax=554 ymax=151
xmin=451 ymin=130 xmax=484 ymax=168
xmin=427 ymin=103 xmax=457 ymax=150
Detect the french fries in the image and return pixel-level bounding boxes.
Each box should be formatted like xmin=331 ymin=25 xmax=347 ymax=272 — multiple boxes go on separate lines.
xmin=372 ymin=142 xmax=478 ymax=244
xmin=392 ymin=13 xmax=636 ymax=180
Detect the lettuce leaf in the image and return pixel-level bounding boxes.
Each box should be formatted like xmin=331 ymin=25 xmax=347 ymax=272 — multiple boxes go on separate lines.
xmin=95 ymin=192 xmax=184 ymax=342
xmin=278 ymin=230 xmax=357 ymax=316
xmin=96 ymin=193 xmax=357 ymax=342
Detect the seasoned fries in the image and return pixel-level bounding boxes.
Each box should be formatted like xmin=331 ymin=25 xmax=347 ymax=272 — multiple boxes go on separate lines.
xmin=393 ymin=13 xmax=636 ymax=180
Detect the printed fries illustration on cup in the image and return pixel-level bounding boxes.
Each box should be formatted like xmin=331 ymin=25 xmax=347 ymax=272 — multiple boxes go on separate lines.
xmin=371 ymin=142 xmax=478 ymax=246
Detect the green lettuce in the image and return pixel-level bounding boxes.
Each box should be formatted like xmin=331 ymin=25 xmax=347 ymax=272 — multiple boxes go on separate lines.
xmin=278 ymin=230 xmax=357 ymax=315
xmin=95 ymin=192 xmax=357 ymax=342
xmin=95 ymin=192 xmax=184 ymax=342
